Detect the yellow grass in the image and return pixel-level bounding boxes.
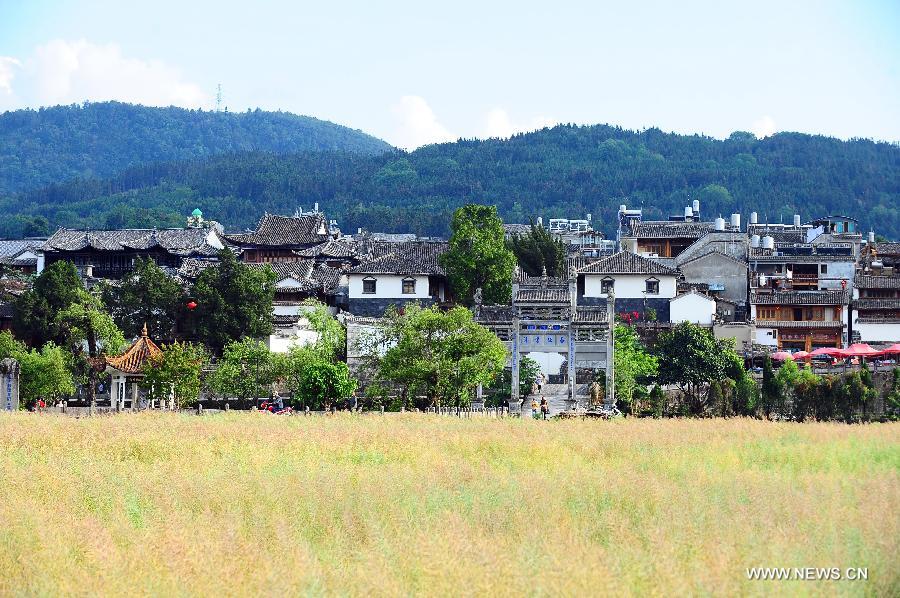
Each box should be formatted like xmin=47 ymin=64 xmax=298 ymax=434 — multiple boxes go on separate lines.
xmin=0 ymin=414 xmax=897 ymax=597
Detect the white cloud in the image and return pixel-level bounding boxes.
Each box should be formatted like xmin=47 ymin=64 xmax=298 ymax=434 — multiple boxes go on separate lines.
xmin=484 ymin=108 xmax=556 ymax=139
xmin=0 ymin=39 xmax=208 ymax=111
xmin=0 ymin=57 xmax=21 ymax=95
xmin=391 ymin=95 xmax=455 ymax=149
xmin=751 ymin=115 xmax=777 ymax=138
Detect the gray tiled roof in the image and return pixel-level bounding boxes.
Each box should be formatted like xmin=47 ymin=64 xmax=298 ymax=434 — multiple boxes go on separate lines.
xmin=293 ymin=239 xmax=358 ymax=259
xmin=226 ymin=213 xmax=328 ymax=246
xmin=855 ymin=274 xmax=900 ymax=289
xmin=574 ymin=307 xmax=609 ymax=322
xmin=577 ymin=251 xmax=676 ymax=275
xmin=350 ymin=241 xmax=447 ymax=276
xmin=748 ymin=248 xmax=856 ymax=263
xmin=750 ymin=290 xmax=849 ymax=305
xmin=755 ymin=320 xmax=844 ymax=328
xmin=854 ymin=298 xmax=900 ymax=310
xmin=474 ymin=305 xmax=515 ymax=323
xmin=627 ymin=220 xmax=716 ymax=239
xmin=875 ymin=242 xmax=900 ymax=255
xmin=43 ymin=227 xmax=223 ymax=255
xmin=0 ymin=239 xmax=43 ymax=258
xmin=246 ymin=260 xmax=342 ymax=295
xmin=515 ymin=287 xmax=571 ymax=303
xmin=747 ymin=226 xmax=807 ymax=243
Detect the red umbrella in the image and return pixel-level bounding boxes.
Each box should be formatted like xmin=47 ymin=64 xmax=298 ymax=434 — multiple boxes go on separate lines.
xmin=792 ymin=351 xmax=811 ymax=360
xmin=879 ymin=344 xmax=900 ymax=355
xmin=810 ymin=347 xmax=843 ymax=357
xmin=841 ymin=343 xmax=882 ymax=358
xmin=770 ymin=351 xmax=794 ymax=361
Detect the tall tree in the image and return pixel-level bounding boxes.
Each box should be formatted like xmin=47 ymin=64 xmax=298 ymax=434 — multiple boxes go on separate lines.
xmin=364 ymin=304 xmax=507 ymax=408
xmin=141 ymin=341 xmax=208 ymax=408
xmin=193 ymin=250 xmax=276 ymax=353
xmin=508 ymin=222 xmax=566 ymax=277
xmin=207 ymin=337 xmax=278 ymax=402
xmin=441 ymin=204 xmax=517 ymax=305
xmin=13 ymin=260 xmax=83 ymax=347
xmin=102 ymin=257 xmax=184 ymax=343
xmin=613 ymin=324 xmax=658 ymax=413
xmin=0 ymin=331 xmax=75 ymax=408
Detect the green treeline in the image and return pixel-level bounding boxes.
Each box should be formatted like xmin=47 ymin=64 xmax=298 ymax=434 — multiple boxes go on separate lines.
xmin=2 ymin=112 xmax=898 ymax=239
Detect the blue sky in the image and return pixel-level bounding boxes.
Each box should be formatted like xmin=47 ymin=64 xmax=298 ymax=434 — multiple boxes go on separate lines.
xmin=1 ymin=0 xmax=898 ymax=147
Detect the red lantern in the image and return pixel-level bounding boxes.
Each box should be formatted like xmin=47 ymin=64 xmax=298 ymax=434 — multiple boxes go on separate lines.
xmin=186 ymin=300 xmax=197 ymax=311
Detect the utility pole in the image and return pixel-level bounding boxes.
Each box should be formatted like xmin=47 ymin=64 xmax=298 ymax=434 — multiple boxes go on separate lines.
xmin=605 ymin=288 xmax=616 ymax=409
xmin=215 ymin=84 xmax=223 ymax=112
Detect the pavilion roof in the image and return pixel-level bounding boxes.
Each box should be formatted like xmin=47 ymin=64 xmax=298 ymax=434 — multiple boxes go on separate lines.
xmin=105 ymin=325 xmax=162 ymax=375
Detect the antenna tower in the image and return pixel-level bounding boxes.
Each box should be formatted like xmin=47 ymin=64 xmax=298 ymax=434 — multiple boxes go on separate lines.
xmin=215 ymin=84 xmax=223 ymax=112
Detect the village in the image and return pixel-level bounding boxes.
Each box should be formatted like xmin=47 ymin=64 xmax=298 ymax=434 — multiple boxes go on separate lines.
xmin=1 ymin=201 xmax=898 ymax=420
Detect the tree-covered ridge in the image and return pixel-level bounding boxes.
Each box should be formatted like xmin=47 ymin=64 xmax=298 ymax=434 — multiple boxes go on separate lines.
xmin=0 ymin=101 xmax=392 ymax=194
xmin=2 ymin=123 xmax=899 ymax=239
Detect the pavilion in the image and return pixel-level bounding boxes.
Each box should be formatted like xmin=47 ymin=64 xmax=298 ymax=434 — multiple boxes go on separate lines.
xmin=104 ymin=324 xmax=162 ymax=409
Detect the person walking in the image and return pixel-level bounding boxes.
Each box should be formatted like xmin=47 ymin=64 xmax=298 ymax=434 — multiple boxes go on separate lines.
xmin=531 ymin=398 xmax=539 ymax=419
xmin=540 ymin=396 xmax=548 ymax=420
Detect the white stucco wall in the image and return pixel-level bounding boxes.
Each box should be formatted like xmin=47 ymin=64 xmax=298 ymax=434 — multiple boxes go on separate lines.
xmin=348 ymin=274 xmax=431 ymax=299
xmin=755 ymin=327 xmax=779 ymax=346
xmin=854 ymin=321 xmax=900 ymax=343
xmin=817 ymin=262 xmax=855 ymax=289
xmin=583 ymin=274 xmax=677 ymax=299
xmin=670 ymin=293 xmax=715 ymax=325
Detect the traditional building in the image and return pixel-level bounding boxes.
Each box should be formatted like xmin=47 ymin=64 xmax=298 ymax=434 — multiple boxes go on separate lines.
xmin=0 ymin=239 xmax=43 ymax=274
xmin=670 ymin=289 xmax=716 ymax=326
xmin=750 ymin=289 xmax=848 ymax=350
xmin=852 ymin=274 xmax=900 ymax=343
xmin=103 ymin=325 xmax=162 ymax=409
xmin=227 ymin=213 xmax=331 ymax=263
xmin=575 ymin=250 xmax=678 ymax=321
xmin=41 ymin=226 xmax=226 ymax=279
xmin=346 ymin=241 xmax=449 ymax=317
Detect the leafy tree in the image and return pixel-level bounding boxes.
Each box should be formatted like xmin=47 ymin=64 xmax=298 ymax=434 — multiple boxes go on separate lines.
xmin=858 ymin=362 xmax=878 ymax=420
xmin=887 ymin=368 xmax=900 ymax=419
xmin=13 ymin=260 xmax=82 ymax=347
xmin=613 ymin=324 xmax=658 ymax=413
xmin=508 ymin=222 xmax=566 ymax=277
xmin=102 ymin=257 xmax=184 ymax=342
xmin=791 ymin=364 xmax=822 ymax=422
xmin=733 ymin=372 xmax=759 ymax=416
xmin=487 ymin=355 xmax=541 ymax=407
xmin=760 ymin=357 xmax=781 ymax=417
xmin=294 ymin=359 xmax=356 ymax=411
xmin=141 ymin=341 xmax=208 ymax=408
xmin=649 ymin=385 xmax=666 ymax=418
xmin=56 ymin=289 xmax=126 ymax=406
xmin=301 ymin=300 xmax=345 ymax=360
xmin=364 ymin=304 xmax=507 ymax=408
xmin=655 ymin=323 xmax=743 ymax=415
xmin=193 ymin=250 xmax=276 ymax=353
xmin=441 ymin=204 xmax=516 ymax=305
xmin=207 ymin=337 xmax=278 ymax=402
xmin=0 ymin=331 xmax=75 ymax=407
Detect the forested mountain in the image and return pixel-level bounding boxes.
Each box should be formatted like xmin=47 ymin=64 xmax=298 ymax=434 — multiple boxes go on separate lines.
xmin=0 ymin=102 xmax=392 ymax=193
xmin=2 ymin=123 xmax=899 ymax=239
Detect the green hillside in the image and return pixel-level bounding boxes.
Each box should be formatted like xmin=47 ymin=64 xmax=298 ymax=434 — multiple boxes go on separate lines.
xmin=3 ymin=123 xmax=899 ymax=239
xmin=0 ymin=102 xmax=392 ymax=194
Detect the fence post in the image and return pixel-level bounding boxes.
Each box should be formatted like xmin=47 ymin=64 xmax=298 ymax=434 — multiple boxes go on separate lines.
xmin=225 ymin=403 xmax=229 ymax=412
xmin=305 ymin=406 xmax=310 ymax=416
xmin=380 ymin=406 xmax=385 ymax=415
xmin=196 ymin=403 xmax=202 ymax=415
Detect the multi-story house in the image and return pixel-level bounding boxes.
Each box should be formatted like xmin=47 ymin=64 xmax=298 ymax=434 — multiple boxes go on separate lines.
xmin=227 ymin=212 xmax=332 ymax=263
xmin=575 ymin=250 xmax=679 ymax=321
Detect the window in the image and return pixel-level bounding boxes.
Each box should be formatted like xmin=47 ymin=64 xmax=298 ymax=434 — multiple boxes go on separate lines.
xmin=402 ymin=277 xmax=416 ymax=294
xmin=645 ymin=277 xmax=659 ymax=295
xmin=601 ymin=277 xmax=614 ymax=294
xmin=758 ymin=307 xmax=777 ymax=320
xmin=362 ymin=277 xmax=376 ymax=294
xmin=820 ymin=264 xmax=828 ymax=274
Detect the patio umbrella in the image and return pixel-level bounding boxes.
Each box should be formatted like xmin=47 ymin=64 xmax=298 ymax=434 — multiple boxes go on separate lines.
xmin=792 ymin=351 xmax=811 ymax=360
xmin=879 ymin=343 xmax=900 ymax=355
xmin=810 ymin=347 xmax=844 ymax=357
xmin=770 ymin=351 xmax=794 ymax=361
xmin=841 ymin=343 xmax=882 ymax=358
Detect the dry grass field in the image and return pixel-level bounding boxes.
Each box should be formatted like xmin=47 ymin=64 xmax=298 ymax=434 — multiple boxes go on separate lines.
xmin=0 ymin=413 xmax=897 ymax=597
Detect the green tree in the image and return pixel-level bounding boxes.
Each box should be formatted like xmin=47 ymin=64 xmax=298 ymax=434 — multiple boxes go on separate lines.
xmin=141 ymin=341 xmax=208 ymax=408
xmin=441 ymin=204 xmax=516 ymax=305
xmin=193 ymin=250 xmax=276 ymax=353
xmin=733 ymin=372 xmax=759 ymax=416
xmin=613 ymin=324 xmax=658 ymax=413
xmin=508 ymin=222 xmax=566 ymax=277
xmin=487 ymin=355 xmax=541 ymax=406
xmin=655 ymin=323 xmax=742 ymax=415
xmin=649 ymin=385 xmax=666 ymax=418
xmin=56 ymin=289 xmax=126 ymax=406
xmin=760 ymin=357 xmax=781 ymax=417
xmin=792 ymin=364 xmax=822 ymax=422
xmin=13 ymin=260 xmax=82 ymax=347
xmin=294 ymin=359 xmax=356 ymax=410
xmin=0 ymin=331 xmax=75 ymax=407
xmin=364 ymin=304 xmax=507 ymax=408
xmin=102 ymin=257 xmax=184 ymax=342
xmin=207 ymin=337 xmax=277 ymax=402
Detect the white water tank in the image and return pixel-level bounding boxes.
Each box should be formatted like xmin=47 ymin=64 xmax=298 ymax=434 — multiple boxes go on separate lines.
xmin=730 ymin=213 xmax=741 ymax=230
xmin=715 ymin=217 xmax=726 ymax=231
xmin=684 ymin=206 xmax=694 ymax=219
xmin=750 ymin=211 xmax=758 ymax=225
xmin=868 ymin=231 xmax=875 ymax=243
xmin=793 ymin=214 xmax=801 ymax=227
xmin=619 ymin=204 xmax=627 ymax=213
xmin=751 ymin=234 xmax=761 ymax=248
xmin=692 ymin=199 xmax=700 ymax=214
xmin=762 ymin=235 xmax=775 ymax=249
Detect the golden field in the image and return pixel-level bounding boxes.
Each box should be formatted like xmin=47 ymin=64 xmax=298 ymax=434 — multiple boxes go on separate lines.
xmin=0 ymin=413 xmax=897 ymax=597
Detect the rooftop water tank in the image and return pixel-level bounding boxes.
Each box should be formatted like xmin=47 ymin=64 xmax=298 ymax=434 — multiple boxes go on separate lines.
xmin=793 ymin=214 xmax=801 ymax=227
xmin=762 ymin=235 xmax=775 ymax=250
xmin=684 ymin=206 xmax=694 ymax=219
xmin=692 ymin=199 xmax=700 ymax=214
xmin=730 ymin=213 xmax=741 ymax=230
xmin=715 ymin=217 xmax=726 ymax=231
xmin=749 ymin=211 xmax=758 ymax=225
xmin=868 ymin=231 xmax=876 ymax=243
xmin=751 ymin=234 xmax=760 ymax=248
